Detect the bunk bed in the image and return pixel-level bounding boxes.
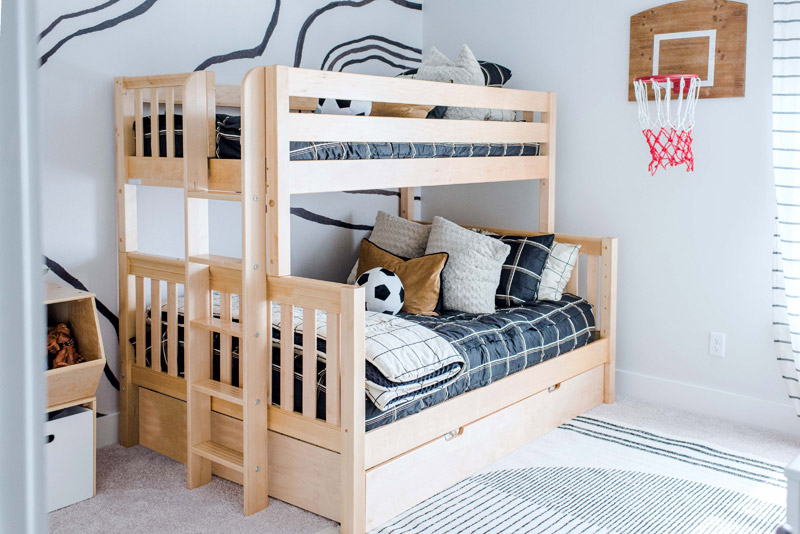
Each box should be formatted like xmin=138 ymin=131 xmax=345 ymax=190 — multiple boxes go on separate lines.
xmin=114 ymin=66 xmax=618 ymax=534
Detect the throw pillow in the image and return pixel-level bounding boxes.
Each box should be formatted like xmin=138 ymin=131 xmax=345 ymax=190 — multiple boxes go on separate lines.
xmin=538 ymin=242 xmax=582 ymax=301
xmin=401 ymin=60 xmax=513 ymax=87
xmin=346 ymin=211 xmax=431 ymax=284
xmin=414 ymin=45 xmax=487 ymax=121
xmin=424 ymin=216 xmax=510 ymax=314
xmin=495 ymin=234 xmax=555 ymax=306
xmin=357 ymin=239 xmax=448 ymax=315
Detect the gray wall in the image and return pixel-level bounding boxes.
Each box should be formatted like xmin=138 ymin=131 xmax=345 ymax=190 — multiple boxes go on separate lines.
xmin=421 ymin=0 xmax=793 ymax=433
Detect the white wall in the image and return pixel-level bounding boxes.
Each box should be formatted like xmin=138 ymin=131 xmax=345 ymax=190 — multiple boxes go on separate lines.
xmin=36 ymin=0 xmax=422 ymax=428
xmin=422 ymin=0 xmax=797 ymax=433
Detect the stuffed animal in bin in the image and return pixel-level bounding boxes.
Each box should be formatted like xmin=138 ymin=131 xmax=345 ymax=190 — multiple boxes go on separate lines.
xmin=47 ymin=323 xmax=84 ymax=369
xmin=356 ymin=268 xmax=405 ymax=315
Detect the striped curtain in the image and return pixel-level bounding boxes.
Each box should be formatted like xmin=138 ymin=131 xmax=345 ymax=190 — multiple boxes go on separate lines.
xmin=774 ymin=1 xmax=800 ymax=417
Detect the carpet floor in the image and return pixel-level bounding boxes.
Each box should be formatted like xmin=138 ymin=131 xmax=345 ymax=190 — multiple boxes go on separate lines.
xmin=48 ymin=398 xmax=799 ymax=534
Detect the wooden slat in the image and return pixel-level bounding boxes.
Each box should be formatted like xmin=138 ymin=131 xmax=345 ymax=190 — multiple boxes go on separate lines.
xmin=208 ymin=159 xmax=241 ymax=192
xmin=600 ymin=238 xmax=618 ymax=404
xmin=135 ymin=276 xmax=146 ymax=367
xmin=150 ymin=279 xmax=162 ymax=372
xmin=122 ymin=73 xmax=193 ymax=90
xmin=192 ymin=441 xmax=244 ymax=473
xmin=150 ymin=88 xmax=160 ymax=158
xmin=565 ymin=255 xmax=579 ymax=296
xmin=302 ymin=308 xmax=317 ymax=419
xmin=190 ymin=317 xmax=241 ymax=337
xmin=288 ymin=113 xmax=548 ymax=144
xmin=192 ymin=378 xmax=243 ymax=405
xmin=266 ymin=65 xmax=292 ymax=276
xmin=209 ymin=265 xmax=242 ymax=295
xmin=134 ymin=89 xmax=144 ymax=157
xmin=280 ymin=304 xmax=294 ymax=411
xmin=287 ymin=67 xmax=550 ymax=111
xmin=289 ymin=156 xmax=549 ymax=195
xmin=188 ymin=254 xmax=241 ymax=269
xmin=216 ymin=83 xmax=316 ymax=111
xmin=128 ymin=252 xmax=185 ymax=284
xmin=267 ymin=275 xmax=347 ymax=313
xmin=132 ymin=365 xmax=186 ymax=400
xmin=165 ymin=87 xmax=175 ymax=158
xmin=187 ymin=191 xmax=241 ymax=202
xmin=127 ymin=156 xmax=184 ymax=186
xmin=586 ymin=255 xmax=599 ymax=326
xmin=539 ymin=92 xmax=557 ymax=233
xmin=399 ymin=187 xmax=414 ymax=220
xmin=325 ymin=313 xmax=340 ymax=426
xmin=167 ymin=282 xmax=178 ymax=376
xmin=220 ymin=292 xmax=232 ymax=385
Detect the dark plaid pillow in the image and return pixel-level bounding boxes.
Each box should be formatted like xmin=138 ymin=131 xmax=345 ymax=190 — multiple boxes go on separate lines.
xmin=494 ymin=234 xmax=555 ymax=307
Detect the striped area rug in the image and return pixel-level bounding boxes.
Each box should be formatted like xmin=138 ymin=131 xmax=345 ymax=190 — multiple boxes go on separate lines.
xmin=370 ymin=416 xmax=786 ymax=534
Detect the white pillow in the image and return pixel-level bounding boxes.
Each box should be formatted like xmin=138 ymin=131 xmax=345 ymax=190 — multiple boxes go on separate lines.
xmin=346 ymin=211 xmax=431 ymax=284
xmin=537 ymin=242 xmax=581 ymax=301
xmin=414 ymin=45 xmax=487 ymax=121
xmin=424 ymin=216 xmax=510 ymax=314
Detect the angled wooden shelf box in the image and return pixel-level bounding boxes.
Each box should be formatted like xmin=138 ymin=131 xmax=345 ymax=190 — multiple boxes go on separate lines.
xmin=45 ymin=282 xmax=106 ymax=410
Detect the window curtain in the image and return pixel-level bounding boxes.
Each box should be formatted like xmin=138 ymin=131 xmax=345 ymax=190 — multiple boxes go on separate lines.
xmin=774 ymin=1 xmax=800 ymax=417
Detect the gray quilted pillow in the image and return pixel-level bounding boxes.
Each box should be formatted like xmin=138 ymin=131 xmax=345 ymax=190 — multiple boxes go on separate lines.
xmin=414 ymin=45 xmax=487 ymax=121
xmin=346 ymin=211 xmax=431 ymax=284
xmin=425 ymin=216 xmax=510 ymax=314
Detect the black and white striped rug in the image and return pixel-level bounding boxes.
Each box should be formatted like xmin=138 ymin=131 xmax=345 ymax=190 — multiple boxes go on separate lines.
xmin=371 ymin=416 xmax=786 ymax=534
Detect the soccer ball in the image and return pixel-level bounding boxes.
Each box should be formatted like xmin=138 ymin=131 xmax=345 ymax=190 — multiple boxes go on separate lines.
xmin=356 ymin=268 xmax=405 ymax=315
xmin=316 ymin=98 xmax=372 ymax=116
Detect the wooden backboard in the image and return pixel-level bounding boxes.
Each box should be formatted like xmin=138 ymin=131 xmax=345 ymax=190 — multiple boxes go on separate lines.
xmin=628 ymin=0 xmax=747 ymax=100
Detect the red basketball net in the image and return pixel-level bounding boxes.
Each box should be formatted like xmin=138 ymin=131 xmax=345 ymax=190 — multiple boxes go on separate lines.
xmin=634 ymin=75 xmax=700 ymax=175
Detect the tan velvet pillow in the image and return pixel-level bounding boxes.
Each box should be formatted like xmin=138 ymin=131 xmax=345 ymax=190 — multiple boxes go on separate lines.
xmin=370 ymin=101 xmax=436 ymax=119
xmin=357 ymin=239 xmax=447 ymax=316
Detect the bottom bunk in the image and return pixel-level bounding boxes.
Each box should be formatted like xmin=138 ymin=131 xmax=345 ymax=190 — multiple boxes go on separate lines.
xmin=137 ymin=337 xmax=608 ymax=528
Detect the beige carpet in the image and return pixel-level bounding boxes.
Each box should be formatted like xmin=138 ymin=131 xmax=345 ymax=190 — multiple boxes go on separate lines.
xmin=49 ymin=398 xmax=799 ymax=533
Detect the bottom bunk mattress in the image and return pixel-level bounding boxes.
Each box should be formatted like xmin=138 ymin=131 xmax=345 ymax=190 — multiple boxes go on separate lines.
xmin=133 ymin=294 xmax=595 ymax=431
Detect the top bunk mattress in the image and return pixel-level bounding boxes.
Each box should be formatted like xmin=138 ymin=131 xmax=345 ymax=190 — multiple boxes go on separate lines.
xmin=139 ymin=114 xmax=541 ymax=161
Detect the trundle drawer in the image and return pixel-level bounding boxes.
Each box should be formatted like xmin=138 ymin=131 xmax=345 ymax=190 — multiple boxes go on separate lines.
xmin=365 ymin=364 xmax=605 ymax=530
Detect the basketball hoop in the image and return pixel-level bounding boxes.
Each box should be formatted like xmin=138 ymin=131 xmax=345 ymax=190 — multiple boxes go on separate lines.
xmin=633 ymin=74 xmax=700 ymax=175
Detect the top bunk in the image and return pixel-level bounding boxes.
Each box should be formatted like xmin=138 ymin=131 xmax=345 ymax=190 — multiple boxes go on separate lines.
xmin=114 ymin=66 xmax=555 ymax=197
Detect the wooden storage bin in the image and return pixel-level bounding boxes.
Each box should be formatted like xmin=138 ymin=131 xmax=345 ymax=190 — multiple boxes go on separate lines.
xmin=45 ymin=282 xmax=106 ymax=409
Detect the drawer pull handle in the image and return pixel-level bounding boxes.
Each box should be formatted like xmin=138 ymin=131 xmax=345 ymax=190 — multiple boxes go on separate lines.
xmin=548 ymin=383 xmax=561 ymax=393
xmin=444 ymin=427 xmax=464 ymax=441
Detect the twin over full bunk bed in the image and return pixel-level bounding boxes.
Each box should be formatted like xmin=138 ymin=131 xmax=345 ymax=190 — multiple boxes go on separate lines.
xmin=114 ymin=66 xmax=618 ymax=534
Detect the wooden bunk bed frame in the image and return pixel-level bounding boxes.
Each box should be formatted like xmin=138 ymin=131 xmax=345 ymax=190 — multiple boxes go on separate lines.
xmin=115 ymin=66 xmax=618 ymax=533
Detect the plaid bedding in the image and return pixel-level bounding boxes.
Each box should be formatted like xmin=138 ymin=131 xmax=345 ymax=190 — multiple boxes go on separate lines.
xmin=139 ymin=114 xmax=541 ymax=160
xmin=134 ymin=294 xmax=595 ymax=431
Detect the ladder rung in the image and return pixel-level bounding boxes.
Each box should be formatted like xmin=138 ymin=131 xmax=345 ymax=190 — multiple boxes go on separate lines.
xmin=190 ymin=317 xmax=241 ymax=337
xmin=187 ymin=254 xmax=242 ymax=269
xmin=188 ymin=191 xmax=241 ymax=202
xmin=191 ymin=378 xmax=244 ymax=405
xmin=192 ymin=441 xmax=243 ymax=472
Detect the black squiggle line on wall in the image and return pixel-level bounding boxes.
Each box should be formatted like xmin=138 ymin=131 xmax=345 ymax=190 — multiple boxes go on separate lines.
xmin=195 ymin=0 xmax=280 ymax=71
xmin=39 ymin=0 xmax=122 ymax=41
xmin=327 ymin=44 xmax=420 ymax=72
xmin=43 ymin=256 xmax=121 ymax=391
xmin=339 ymin=55 xmax=415 ymax=72
xmin=320 ymin=34 xmax=420 ymax=70
xmin=294 ymin=0 xmax=422 ymax=68
xmin=40 ymin=0 xmax=159 ymax=66
xmin=291 ymin=208 xmax=373 ymax=231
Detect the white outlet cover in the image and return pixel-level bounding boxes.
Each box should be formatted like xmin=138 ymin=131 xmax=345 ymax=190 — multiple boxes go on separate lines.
xmin=709 ymin=332 xmax=726 ymax=358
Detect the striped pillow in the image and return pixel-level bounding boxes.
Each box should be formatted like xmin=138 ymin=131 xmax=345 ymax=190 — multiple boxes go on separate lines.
xmin=538 ymin=242 xmax=581 ymax=301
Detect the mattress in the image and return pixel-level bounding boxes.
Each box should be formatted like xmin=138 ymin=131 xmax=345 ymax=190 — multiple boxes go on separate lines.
xmin=133 ymin=294 xmax=595 ymax=431
xmin=138 ymin=114 xmax=541 ymax=161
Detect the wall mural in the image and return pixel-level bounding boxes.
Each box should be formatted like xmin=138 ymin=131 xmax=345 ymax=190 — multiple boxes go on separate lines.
xmin=37 ymin=0 xmax=423 ymax=417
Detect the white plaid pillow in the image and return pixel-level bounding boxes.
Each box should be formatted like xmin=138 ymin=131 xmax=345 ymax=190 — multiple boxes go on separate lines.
xmin=538 ymin=242 xmax=581 ymax=301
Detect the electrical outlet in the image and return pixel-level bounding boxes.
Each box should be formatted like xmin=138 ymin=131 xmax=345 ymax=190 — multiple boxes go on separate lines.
xmin=709 ymin=332 xmax=726 ymax=358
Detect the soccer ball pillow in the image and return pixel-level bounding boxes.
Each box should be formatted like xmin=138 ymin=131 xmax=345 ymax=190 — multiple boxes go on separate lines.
xmin=317 ymin=98 xmax=372 ymax=116
xmin=356 ymin=268 xmax=405 ymax=315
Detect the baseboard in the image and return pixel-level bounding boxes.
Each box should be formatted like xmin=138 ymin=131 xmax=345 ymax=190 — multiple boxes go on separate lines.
xmin=617 ymin=369 xmax=800 ymax=437
xmin=96 ymin=412 xmax=119 ymax=447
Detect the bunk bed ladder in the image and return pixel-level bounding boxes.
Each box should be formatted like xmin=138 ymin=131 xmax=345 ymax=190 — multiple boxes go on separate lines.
xmin=183 ymin=71 xmax=269 ymax=516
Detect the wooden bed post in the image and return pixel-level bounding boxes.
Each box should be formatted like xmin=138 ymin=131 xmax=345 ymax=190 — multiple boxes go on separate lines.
xmin=600 ymin=237 xmax=618 ymax=403
xmin=399 ymin=187 xmax=414 ymax=220
xmin=241 ymin=66 xmax=270 ymax=515
xmin=340 ymin=285 xmax=366 ymax=534
xmin=539 ymin=92 xmax=557 ymax=233
xmin=114 ymin=77 xmax=139 ymax=447
xmin=265 ymin=66 xmax=291 ymax=276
